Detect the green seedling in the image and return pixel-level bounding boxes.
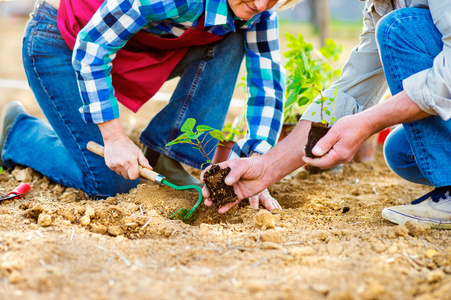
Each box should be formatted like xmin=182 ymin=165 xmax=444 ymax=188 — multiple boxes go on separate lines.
xmin=165 ymin=118 xmax=226 ymax=220
xmin=166 ymin=118 xmax=226 ymax=168
xmin=310 ymin=86 xmax=338 ymax=126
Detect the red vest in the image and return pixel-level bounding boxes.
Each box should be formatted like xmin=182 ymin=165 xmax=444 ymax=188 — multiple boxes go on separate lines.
xmin=57 ymin=0 xmax=223 ymax=112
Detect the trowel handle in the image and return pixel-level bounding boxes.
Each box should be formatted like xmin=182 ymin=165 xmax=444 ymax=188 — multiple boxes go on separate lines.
xmin=87 ymin=141 xmax=161 ymax=183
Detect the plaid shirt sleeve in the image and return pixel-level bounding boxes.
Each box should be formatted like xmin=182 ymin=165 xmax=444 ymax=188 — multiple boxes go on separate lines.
xmin=72 ymin=0 xmax=185 ymax=123
xmin=230 ymin=11 xmax=285 ymax=159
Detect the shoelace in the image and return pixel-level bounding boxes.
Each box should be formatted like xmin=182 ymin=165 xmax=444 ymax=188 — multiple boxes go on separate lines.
xmin=411 ymin=186 xmax=451 ymax=205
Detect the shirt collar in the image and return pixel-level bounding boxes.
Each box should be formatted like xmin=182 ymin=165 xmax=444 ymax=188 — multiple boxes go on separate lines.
xmin=204 ymin=0 xmax=236 ymax=30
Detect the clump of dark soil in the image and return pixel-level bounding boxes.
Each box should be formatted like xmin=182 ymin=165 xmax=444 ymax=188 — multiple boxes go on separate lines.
xmin=305 ymin=122 xmax=330 ymax=158
xmin=203 ymin=164 xmax=237 ymax=205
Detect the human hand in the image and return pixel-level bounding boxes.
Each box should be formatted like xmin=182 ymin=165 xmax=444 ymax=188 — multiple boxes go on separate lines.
xmin=98 ymin=119 xmax=151 ymax=180
xmin=201 ymin=156 xmax=277 ymax=213
xmin=302 ymin=114 xmax=373 ymax=169
xmin=103 ymin=136 xmax=152 ymax=180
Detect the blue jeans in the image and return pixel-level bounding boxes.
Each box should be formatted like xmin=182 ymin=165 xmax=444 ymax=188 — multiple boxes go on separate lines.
xmin=377 ymin=8 xmax=451 ymax=187
xmin=3 ymin=1 xmax=244 ymax=197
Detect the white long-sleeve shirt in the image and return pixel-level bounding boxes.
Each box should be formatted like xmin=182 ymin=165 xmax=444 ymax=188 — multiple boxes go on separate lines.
xmin=301 ymin=0 xmax=451 ymax=123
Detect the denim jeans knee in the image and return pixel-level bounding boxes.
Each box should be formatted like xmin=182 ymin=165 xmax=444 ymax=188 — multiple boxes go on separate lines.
xmin=383 ymin=125 xmax=432 ymax=186
xmin=377 ymin=7 xmax=451 ymax=187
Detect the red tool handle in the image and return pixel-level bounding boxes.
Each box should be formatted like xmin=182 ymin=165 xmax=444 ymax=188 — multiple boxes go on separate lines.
xmin=8 ymin=183 xmax=31 ymax=197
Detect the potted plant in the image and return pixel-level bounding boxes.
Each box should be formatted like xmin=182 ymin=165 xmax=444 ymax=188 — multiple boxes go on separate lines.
xmin=166 ymin=118 xmax=237 ymax=205
xmin=282 ymin=33 xmax=342 ymax=140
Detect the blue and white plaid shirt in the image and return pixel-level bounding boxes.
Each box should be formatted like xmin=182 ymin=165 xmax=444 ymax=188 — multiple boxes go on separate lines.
xmin=73 ymin=0 xmax=285 ymax=157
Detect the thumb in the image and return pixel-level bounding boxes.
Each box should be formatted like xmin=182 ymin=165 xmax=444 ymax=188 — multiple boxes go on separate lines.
xmin=224 ymin=161 xmax=247 ymax=186
xmin=312 ymin=130 xmax=336 ymax=157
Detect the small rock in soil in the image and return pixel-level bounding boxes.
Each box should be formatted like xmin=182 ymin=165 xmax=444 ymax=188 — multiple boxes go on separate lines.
xmin=427 ymin=269 xmax=445 ymax=283
xmin=108 ymin=225 xmax=124 ymax=237
xmin=37 ymin=214 xmax=52 ymax=227
xmin=405 ymin=221 xmax=431 ymax=237
xmin=23 ymin=204 xmax=44 ymax=220
xmin=260 ymin=229 xmax=284 ymax=244
xmin=253 ymin=210 xmax=276 ymax=229
xmin=393 ymin=224 xmax=409 ymax=237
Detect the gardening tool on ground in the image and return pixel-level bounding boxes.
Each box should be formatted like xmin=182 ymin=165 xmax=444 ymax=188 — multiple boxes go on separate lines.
xmin=0 ymin=183 xmax=30 ymax=202
xmin=87 ymin=141 xmax=202 ymax=221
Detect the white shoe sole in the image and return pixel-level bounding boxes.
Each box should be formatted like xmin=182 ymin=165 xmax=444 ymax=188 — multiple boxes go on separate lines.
xmin=382 ymin=207 xmax=451 ymax=229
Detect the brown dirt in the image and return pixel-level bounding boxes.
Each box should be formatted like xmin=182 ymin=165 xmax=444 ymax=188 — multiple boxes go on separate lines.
xmin=305 ymin=122 xmax=330 ymax=158
xmin=204 ymin=165 xmax=237 ymax=205
xmin=1 ymin=17 xmax=451 ymax=300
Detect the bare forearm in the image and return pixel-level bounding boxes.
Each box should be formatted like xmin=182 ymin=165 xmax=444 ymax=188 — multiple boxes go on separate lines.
xmin=262 ymin=120 xmax=311 ymax=185
xmin=357 ymin=91 xmax=431 ymax=135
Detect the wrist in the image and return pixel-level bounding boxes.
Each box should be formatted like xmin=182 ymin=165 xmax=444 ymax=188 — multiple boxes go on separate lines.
xmin=97 ymin=119 xmax=128 ymax=143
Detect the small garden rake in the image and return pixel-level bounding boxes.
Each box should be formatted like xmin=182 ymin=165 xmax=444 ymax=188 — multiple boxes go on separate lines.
xmin=87 ymin=141 xmax=202 ymax=221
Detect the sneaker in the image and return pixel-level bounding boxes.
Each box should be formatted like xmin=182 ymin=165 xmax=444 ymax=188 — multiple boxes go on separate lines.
xmin=142 ymin=146 xmax=203 ymax=188
xmin=0 ymin=101 xmax=27 ymax=168
xmin=382 ymin=186 xmax=451 ymax=229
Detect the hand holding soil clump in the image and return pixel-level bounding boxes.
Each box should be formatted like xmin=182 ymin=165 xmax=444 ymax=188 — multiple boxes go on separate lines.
xmin=166 ymin=118 xmax=237 ymax=206
xmin=203 ymin=165 xmax=236 ymax=205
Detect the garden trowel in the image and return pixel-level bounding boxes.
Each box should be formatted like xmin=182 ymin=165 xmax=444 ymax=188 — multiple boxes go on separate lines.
xmin=87 ymin=141 xmax=202 ymax=221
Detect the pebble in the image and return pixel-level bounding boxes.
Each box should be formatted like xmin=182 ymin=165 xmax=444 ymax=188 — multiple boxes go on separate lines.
xmin=108 ymin=225 xmax=124 ymax=237
xmin=79 ymin=215 xmax=91 ymax=226
xmin=405 ymin=221 xmax=431 ymax=237
xmin=253 ymin=210 xmax=276 ymax=229
xmin=23 ymin=204 xmax=44 ymax=220
xmin=260 ymin=229 xmax=284 ymax=243
xmin=427 ymin=269 xmax=445 ymax=283
xmin=12 ymin=168 xmax=33 ymax=182
xmin=91 ymin=223 xmax=107 ymax=235
xmin=393 ymin=224 xmax=409 ymax=237
xmin=37 ymin=214 xmax=52 ymax=227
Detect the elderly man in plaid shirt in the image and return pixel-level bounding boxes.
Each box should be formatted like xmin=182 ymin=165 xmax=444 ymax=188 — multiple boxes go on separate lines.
xmin=0 ymin=0 xmax=299 ymax=207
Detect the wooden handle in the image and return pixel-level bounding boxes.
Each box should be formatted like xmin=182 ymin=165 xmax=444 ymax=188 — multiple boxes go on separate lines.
xmin=87 ymin=141 xmax=161 ymax=182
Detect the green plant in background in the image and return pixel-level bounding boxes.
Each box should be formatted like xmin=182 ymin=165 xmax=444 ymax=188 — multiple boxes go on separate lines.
xmin=166 ymin=118 xmax=225 ymax=167
xmin=222 ymin=76 xmax=248 ymax=142
xmin=283 ymin=33 xmax=343 ymax=123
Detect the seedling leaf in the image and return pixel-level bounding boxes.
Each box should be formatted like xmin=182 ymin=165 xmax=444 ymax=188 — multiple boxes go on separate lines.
xmin=181 ymin=118 xmax=196 ymax=133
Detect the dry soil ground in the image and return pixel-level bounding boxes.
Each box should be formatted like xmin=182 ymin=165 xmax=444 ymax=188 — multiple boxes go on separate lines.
xmin=1 ymin=15 xmax=451 ymax=300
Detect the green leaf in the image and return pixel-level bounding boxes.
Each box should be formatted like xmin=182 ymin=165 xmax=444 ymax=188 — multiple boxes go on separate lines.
xmin=209 ymin=129 xmax=225 ymax=142
xmin=285 ymin=92 xmax=298 ymax=108
xmin=181 ymin=118 xmax=196 ymax=133
xmin=196 ymin=125 xmax=214 ymax=133
xmin=321 ymin=119 xmax=327 ymax=125
xmin=165 ymin=132 xmax=189 ymax=146
xmin=298 ymin=96 xmax=311 ymax=106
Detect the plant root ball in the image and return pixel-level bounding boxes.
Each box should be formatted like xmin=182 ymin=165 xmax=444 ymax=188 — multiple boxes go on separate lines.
xmin=204 ymin=165 xmax=237 ymax=205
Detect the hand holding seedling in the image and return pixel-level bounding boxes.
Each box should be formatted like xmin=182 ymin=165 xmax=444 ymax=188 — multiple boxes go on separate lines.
xmin=303 ymin=111 xmax=377 ymax=169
